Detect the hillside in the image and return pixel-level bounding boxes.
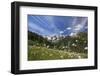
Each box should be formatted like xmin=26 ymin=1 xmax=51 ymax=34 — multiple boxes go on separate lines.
xmin=28 ymin=31 xmax=88 ymax=60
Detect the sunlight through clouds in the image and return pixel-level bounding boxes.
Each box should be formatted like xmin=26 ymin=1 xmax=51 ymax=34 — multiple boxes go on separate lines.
xmin=28 ymin=15 xmax=88 ymax=36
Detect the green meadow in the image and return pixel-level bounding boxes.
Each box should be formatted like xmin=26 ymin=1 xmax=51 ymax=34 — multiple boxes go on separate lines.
xmin=28 ymin=31 xmax=88 ymax=61
xmin=28 ymin=46 xmax=87 ymax=61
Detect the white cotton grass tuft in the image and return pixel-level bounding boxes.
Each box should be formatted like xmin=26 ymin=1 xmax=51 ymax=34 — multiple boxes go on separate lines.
xmin=72 ymin=43 xmax=76 ymax=46
xmin=75 ymin=40 xmax=78 ymax=42
xmin=84 ymin=47 xmax=88 ymax=50
xmin=78 ymin=56 xmax=81 ymax=59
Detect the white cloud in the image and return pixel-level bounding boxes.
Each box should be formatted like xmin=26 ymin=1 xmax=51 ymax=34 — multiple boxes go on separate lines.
xmin=66 ymin=27 xmax=72 ymax=30
xmin=72 ymin=18 xmax=88 ymax=33
xmin=60 ymin=31 xmax=64 ymax=34
xmin=74 ymin=24 xmax=83 ymax=31
xmin=69 ymin=32 xmax=77 ymax=36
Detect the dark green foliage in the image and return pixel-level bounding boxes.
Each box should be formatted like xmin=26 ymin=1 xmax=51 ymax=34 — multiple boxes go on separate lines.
xmin=28 ymin=31 xmax=52 ymax=47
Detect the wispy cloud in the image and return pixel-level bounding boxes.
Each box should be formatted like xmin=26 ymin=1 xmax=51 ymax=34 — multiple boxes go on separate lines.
xmin=28 ymin=15 xmax=88 ymax=36
xmin=28 ymin=21 xmax=53 ymax=36
xmin=70 ymin=18 xmax=88 ymax=36
xmin=74 ymin=24 xmax=83 ymax=31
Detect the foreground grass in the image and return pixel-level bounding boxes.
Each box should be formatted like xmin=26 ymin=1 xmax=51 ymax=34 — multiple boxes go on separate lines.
xmin=28 ymin=46 xmax=87 ymax=61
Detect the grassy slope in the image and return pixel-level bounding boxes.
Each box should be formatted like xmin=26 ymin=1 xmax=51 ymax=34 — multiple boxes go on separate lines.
xmin=28 ymin=46 xmax=87 ymax=61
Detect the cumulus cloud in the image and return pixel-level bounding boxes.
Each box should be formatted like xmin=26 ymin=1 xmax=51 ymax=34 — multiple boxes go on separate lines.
xmin=69 ymin=32 xmax=77 ymax=36
xmin=66 ymin=27 xmax=72 ymax=30
xmin=60 ymin=31 xmax=64 ymax=34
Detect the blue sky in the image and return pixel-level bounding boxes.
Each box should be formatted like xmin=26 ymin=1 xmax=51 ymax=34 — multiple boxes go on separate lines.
xmin=28 ymin=15 xmax=88 ymax=36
